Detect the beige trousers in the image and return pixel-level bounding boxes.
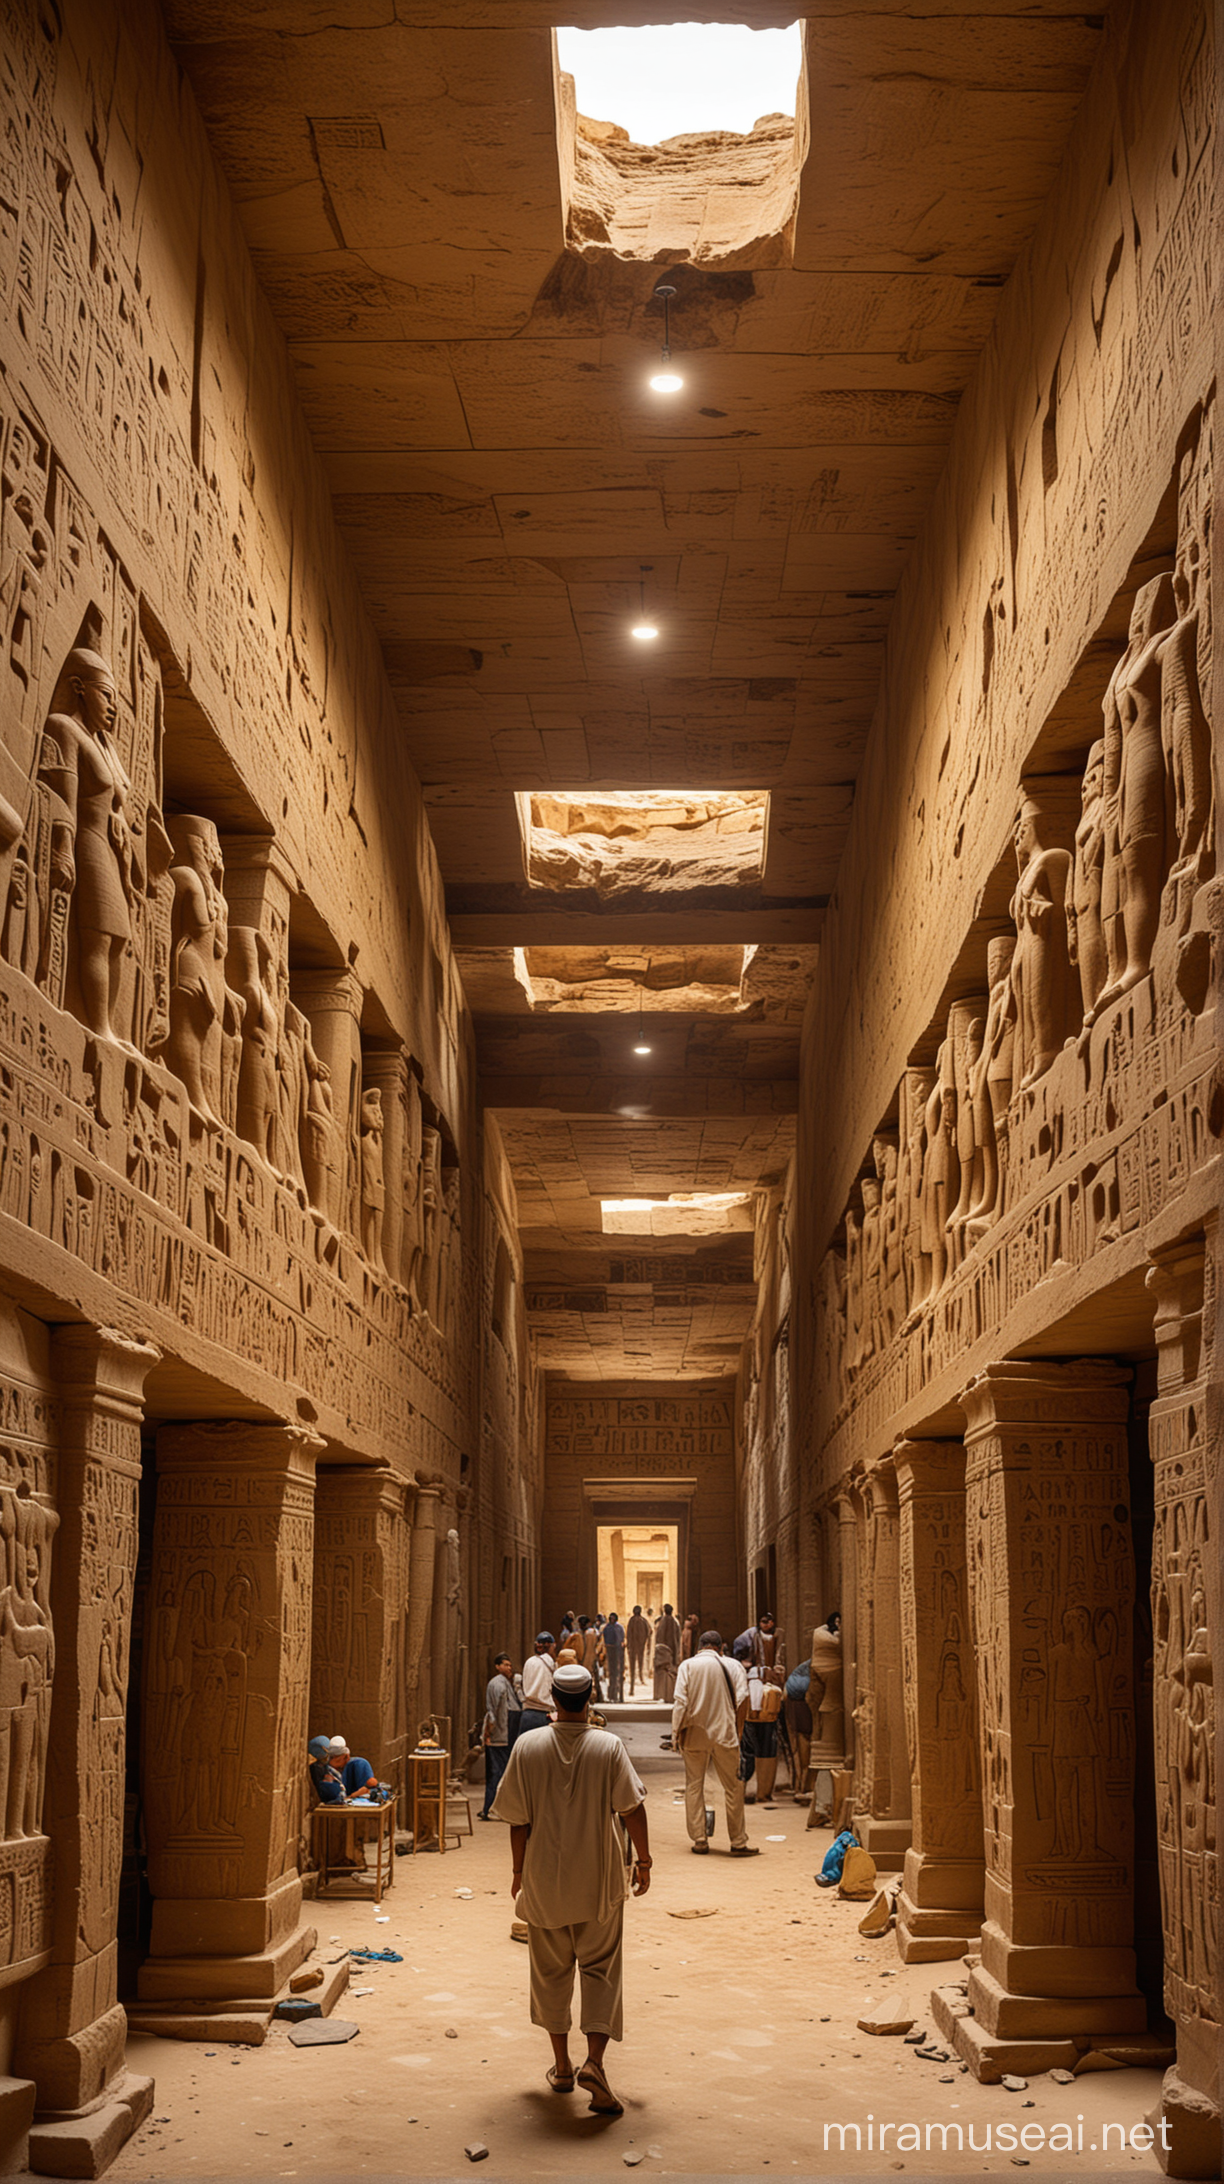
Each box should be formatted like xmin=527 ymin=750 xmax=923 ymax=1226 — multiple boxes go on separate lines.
xmin=527 ymin=1904 xmax=624 ymax=2040
xmin=682 ymin=1738 xmax=748 ymax=1849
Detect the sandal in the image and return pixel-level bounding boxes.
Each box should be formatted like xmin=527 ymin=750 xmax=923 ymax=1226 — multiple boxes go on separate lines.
xmin=546 ymin=2065 xmax=575 ymax=2092
xmin=577 ymin=2059 xmax=624 ymax=2115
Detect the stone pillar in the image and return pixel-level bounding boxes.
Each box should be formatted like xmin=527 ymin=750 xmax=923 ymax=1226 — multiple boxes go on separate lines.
xmin=405 ymin=1478 xmax=443 ymax=1733
xmin=311 ymin=1466 xmax=410 ymax=1794
xmin=361 ymin=1048 xmax=410 ymax=1285
xmin=1146 ymin=1239 xmax=1221 ymax=2177
xmin=852 ymin=1459 xmax=911 ymax=1870
xmin=16 ymin=1326 xmax=159 ymax=2136
xmin=955 ymin=1360 xmax=1145 ymax=2077
xmin=295 ymin=969 xmax=364 ymax=1237
xmin=894 ymin=1438 xmax=985 ymax=1963
xmin=138 ymin=1423 xmax=323 ymax=2005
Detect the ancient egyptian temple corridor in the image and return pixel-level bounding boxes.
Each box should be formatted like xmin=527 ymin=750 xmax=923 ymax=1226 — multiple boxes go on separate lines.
xmin=0 ymin=0 xmax=1218 ymax=2176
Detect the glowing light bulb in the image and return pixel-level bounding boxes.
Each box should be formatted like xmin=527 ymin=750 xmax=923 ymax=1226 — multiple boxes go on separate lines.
xmin=631 ymin=621 xmax=659 ymax=642
xmin=650 ymin=369 xmax=684 ymax=394
xmin=633 ymin=1042 xmax=652 ymax=1055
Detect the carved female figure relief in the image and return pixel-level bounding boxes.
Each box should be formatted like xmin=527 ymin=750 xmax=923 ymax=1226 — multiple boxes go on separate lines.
xmin=921 ymin=1028 xmax=959 ymax=1296
xmin=1068 ymin=740 xmax=1108 ymax=1020
xmin=165 ymin=814 xmax=228 ymax=1121
xmin=0 ymin=1492 xmax=57 ymax=1841
xmin=946 ymin=999 xmax=985 ymax=1270
xmin=1007 ymin=790 xmax=1075 ymax=1085
xmin=1090 ymin=574 xmax=1178 ymax=1021
xmin=899 ymin=1067 xmax=934 ymax=1319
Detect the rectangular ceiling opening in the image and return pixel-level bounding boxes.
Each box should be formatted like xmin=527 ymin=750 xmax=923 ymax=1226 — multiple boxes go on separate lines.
xmin=552 ymin=22 xmax=807 ymax=267
xmin=517 ymin=789 xmax=768 ymax=898
xmin=601 ymin=1192 xmax=754 ymax=1235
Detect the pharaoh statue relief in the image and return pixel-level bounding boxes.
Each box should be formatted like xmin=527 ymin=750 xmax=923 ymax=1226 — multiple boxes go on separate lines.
xmin=359 ymin=1085 xmax=386 ymax=1266
xmin=1090 ymin=573 xmax=1178 ymax=1022
xmin=303 ymin=1033 xmax=344 ymax=1230
xmin=19 ymin=646 xmax=159 ymax=1043
xmin=1157 ymin=427 xmax=1215 ymax=933
xmin=921 ymin=1027 xmax=959 ymax=1298
xmin=1007 ymin=790 xmax=1076 ymax=1086
xmin=946 ymin=999 xmax=985 ymax=1271
xmin=898 ymin=1067 xmax=934 ymax=1319
xmin=966 ymin=934 xmax=1016 ymax=1238
xmin=165 ymin=814 xmax=230 ymax=1121
xmin=1068 ymin=740 xmax=1108 ymax=1021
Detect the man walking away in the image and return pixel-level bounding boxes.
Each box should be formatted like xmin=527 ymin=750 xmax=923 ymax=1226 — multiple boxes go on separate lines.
xmin=479 ymin=1653 xmax=517 ymax=1818
xmin=671 ymin=1630 xmax=760 ymax=1858
xmin=519 ymin=1632 xmax=557 ymax=1734
xmin=602 ymin=1611 xmax=626 ymax=1703
xmin=625 ymin=1605 xmax=650 ymax=1695
xmin=492 ymin=1662 xmax=651 ymax=2116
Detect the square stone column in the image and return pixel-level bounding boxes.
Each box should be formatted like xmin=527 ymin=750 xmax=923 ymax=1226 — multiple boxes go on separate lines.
xmin=851 ymin=1459 xmax=911 ymax=1870
xmin=956 ymin=1360 xmax=1145 ymax=2076
xmin=405 ymin=1478 xmax=444 ymax=1731
xmin=1146 ymin=1238 xmax=1221 ymax=2177
xmin=16 ymin=1326 xmax=159 ymax=2117
xmin=894 ymin=1438 xmax=985 ymax=1962
xmin=138 ymin=1423 xmax=323 ymax=2004
xmin=310 ymin=1466 xmax=411 ymax=1792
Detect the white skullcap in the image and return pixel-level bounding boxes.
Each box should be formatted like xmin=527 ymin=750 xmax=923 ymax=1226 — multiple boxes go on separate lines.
xmin=328 ymin=1736 xmax=348 ymax=1752
xmin=552 ymin=1664 xmax=593 ymax=1697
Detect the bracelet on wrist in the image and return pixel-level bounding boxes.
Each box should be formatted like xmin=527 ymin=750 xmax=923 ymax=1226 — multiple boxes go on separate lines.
xmin=635 ymin=1856 xmax=652 ymax=1866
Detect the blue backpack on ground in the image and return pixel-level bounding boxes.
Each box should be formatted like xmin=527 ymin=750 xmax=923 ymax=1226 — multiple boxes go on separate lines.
xmin=815 ymin=1828 xmax=858 ymax=1887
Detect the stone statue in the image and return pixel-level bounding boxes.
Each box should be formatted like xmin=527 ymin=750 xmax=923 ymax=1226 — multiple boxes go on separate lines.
xmin=277 ymin=984 xmax=310 ymax=1192
xmin=28 ymin=647 xmax=146 ymax=1042
xmin=420 ymin=1124 xmax=442 ymax=1321
xmin=164 ymin=815 xmax=228 ymax=1121
xmin=1007 ymin=789 xmax=1075 ymax=1086
xmin=359 ymin=1085 xmax=386 ymax=1266
xmin=0 ymin=1493 xmax=58 ymax=1842
xmin=228 ymin=926 xmax=281 ymax=1171
xmin=1068 ymin=740 xmax=1108 ymax=1022
xmin=966 ymin=935 xmax=1016 ymax=1237
xmin=860 ymin=1173 xmax=883 ymax=1367
xmin=871 ymin=1134 xmax=900 ymax=1344
xmin=946 ymin=1000 xmax=985 ymax=1270
xmin=1090 ymin=573 xmax=1178 ymax=1021
xmin=809 ymin=1612 xmax=846 ymax=1766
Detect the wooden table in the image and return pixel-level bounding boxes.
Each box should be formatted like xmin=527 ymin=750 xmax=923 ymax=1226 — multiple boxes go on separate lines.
xmin=408 ymin=1748 xmax=449 ymax=1854
xmin=311 ymin=1794 xmax=397 ymax=1901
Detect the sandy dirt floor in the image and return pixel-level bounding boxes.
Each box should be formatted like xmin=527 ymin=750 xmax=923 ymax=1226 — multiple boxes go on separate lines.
xmin=110 ymin=1717 xmax=1164 ymax=2182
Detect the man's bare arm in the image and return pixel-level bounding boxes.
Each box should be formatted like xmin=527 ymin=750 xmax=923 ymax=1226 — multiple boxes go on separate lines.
xmin=509 ymin=1822 xmax=529 ymax=1898
xmin=621 ymin=1802 xmax=651 ymax=1895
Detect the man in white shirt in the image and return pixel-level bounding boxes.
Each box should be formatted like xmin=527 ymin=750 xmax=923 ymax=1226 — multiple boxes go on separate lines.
xmin=519 ymin=1632 xmax=556 ymax=1735
xmin=493 ymin=1662 xmax=651 ymax=2116
xmin=671 ymin=1631 xmax=760 ymax=1857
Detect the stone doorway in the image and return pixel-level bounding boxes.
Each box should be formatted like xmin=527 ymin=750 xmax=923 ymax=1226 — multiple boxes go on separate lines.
xmin=595 ymin=1521 xmax=679 ymax=1620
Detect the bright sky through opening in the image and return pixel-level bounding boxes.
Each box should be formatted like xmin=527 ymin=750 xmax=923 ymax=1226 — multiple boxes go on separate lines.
xmin=555 ymin=22 xmax=802 ymax=146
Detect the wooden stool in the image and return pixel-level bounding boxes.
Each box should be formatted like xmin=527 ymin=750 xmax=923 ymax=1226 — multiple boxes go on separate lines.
xmin=408 ymin=1748 xmax=449 ymax=1853
xmin=446 ymin=1786 xmax=474 ymax=1839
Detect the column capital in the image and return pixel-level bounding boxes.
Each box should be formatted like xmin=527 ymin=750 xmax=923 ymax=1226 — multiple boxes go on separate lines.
xmin=293 ymin=966 xmax=364 ymax=1022
xmin=51 ymin=1322 xmax=161 ymax=1415
xmin=362 ymin=1045 xmax=410 ymax=1093
xmin=960 ymin=1357 xmax=1131 ymax=1442
xmin=892 ymin=1437 xmax=965 ymax=1501
xmin=156 ymin=1420 xmax=325 ymax=1481
xmin=217 ymin=832 xmax=300 ymax=897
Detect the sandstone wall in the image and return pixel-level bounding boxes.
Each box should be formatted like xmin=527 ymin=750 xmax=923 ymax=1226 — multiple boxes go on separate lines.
xmin=762 ymin=1 xmax=1221 ymax=2146
xmin=0 ymin=0 xmax=539 ymax=2147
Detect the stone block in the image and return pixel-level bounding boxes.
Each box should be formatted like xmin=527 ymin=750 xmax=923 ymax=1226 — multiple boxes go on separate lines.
xmin=136 ymin=1922 xmax=315 ymax=2005
xmin=0 ymin=2076 xmax=37 ymax=2173
xmin=29 ymin=2073 xmax=152 ymax=2181
xmin=968 ymin=1964 xmax=1147 ymax=2040
xmin=979 ymin=1921 xmax=1138 ymax=1998
xmin=949 ymin=2010 xmax=1081 ymax=2085
xmin=124 ymin=2011 xmax=269 ymax=2047
xmin=855 ymin=1815 xmax=911 ymax=1871
xmin=149 ymin=1874 xmax=304 ymax=1960
xmin=1151 ymin=2068 xmax=1223 ymax=2180
xmin=896 ymin=1912 xmax=980 ymax=1965
xmin=902 ymin=1853 xmax=984 ymax=1913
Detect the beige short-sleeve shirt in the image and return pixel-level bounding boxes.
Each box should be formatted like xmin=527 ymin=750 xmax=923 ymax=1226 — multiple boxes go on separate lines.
xmin=491 ymin=1720 xmax=646 ymax=1929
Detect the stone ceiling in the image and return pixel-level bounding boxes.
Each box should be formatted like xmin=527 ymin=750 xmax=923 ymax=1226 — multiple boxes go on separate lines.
xmin=169 ymin=0 xmax=1102 ymax=1377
